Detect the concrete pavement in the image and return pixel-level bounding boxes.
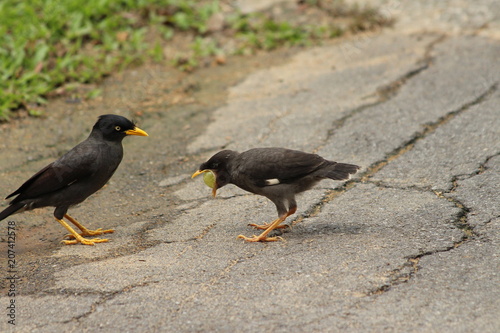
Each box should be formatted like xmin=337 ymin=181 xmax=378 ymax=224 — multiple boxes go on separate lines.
xmin=1 ymin=0 xmax=499 ymax=332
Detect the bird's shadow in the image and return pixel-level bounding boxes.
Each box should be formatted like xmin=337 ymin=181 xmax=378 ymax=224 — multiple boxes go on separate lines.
xmin=271 ymin=220 xmax=365 ymax=237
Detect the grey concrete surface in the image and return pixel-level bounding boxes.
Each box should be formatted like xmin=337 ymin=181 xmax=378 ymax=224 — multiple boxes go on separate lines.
xmin=1 ymin=0 xmax=499 ymax=332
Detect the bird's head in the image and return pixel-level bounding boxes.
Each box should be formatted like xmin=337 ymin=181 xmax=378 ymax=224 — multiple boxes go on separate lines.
xmin=191 ymin=150 xmax=236 ymax=197
xmin=93 ymin=114 xmax=148 ymax=141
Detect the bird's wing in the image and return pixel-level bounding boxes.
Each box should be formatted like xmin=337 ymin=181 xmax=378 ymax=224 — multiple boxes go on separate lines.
xmin=237 ymin=148 xmax=325 ymax=186
xmin=7 ymin=142 xmax=98 ymax=202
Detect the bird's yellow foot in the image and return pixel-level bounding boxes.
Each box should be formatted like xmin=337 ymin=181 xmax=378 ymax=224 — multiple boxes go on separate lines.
xmin=65 ymin=228 xmax=115 ymax=239
xmin=56 ymin=217 xmax=112 ymax=245
xmin=81 ymin=227 xmax=115 ymax=236
xmin=62 ymin=237 xmax=110 ymax=246
xmin=248 ymin=222 xmax=289 ymax=230
xmin=237 ymin=234 xmax=283 ymax=242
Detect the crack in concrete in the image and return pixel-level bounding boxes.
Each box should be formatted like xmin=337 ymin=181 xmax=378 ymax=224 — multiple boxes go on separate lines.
xmin=39 ymin=223 xmax=230 ymax=324
xmin=258 ymin=106 xmax=293 ymax=144
xmin=365 ymin=196 xmax=473 ymax=297
xmin=316 ymin=183 xmax=473 ymax=299
xmin=448 ymin=152 xmax=500 ymax=192
xmin=363 ymin=187 xmax=474 ymax=297
xmin=375 ymin=61 xmax=431 ymax=101
xmin=66 ymin=279 xmax=161 ymax=323
xmin=290 ymin=36 xmax=448 ymax=225
xmin=316 ymin=101 xmax=382 ymax=154
xmin=288 ymin=77 xmax=498 ymax=299
xmin=193 ymin=223 xmax=217 ymax=240
xmin=361 ymin=82 xmax=498 ymax=184
xmin=366 ymin=258 xmax=420 ymax=296
xmin=43 ymin=230 xmax=268 ymax=325
xmin=173 ymin=247 xmax=267 ymax=315
xmin=28 ymin=279 xmax=161 ymax=329
xmin=356 ymin=85 xmax=499 ymax=297
xmin=316 ymin=33 xmax=445 ymax=154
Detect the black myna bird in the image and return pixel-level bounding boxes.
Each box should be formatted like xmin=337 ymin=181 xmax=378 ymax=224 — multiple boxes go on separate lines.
xmin=0 ymin=114 xmax=148 ymax=246
xmin=192 ymin=148 xmax=360 ymax=242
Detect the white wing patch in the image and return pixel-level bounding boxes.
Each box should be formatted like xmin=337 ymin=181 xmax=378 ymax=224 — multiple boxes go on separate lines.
xmin=265 ymin=178 xmax=280 ymax=185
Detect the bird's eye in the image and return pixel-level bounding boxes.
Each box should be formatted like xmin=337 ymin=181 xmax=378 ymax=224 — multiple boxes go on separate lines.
xmin=115 ymin=126 xmax=121 ymax=131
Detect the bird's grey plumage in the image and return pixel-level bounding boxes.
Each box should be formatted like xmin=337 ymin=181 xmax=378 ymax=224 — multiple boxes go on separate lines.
xmin=199 ymin=148 xmax=360 ymax=216
xmin=194 ymin=147 xmax=360 ymax=242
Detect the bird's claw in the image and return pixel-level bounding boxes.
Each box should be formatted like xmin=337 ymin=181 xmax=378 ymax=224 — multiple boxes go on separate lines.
xmin=237 ymin=234 xmax=283 ymax=242
xmin=248 ymin=222 xmax=289 ymax=230
xmin=61 ymin=237 xmax=110 ymax=246
xmin=65 ymin=228 xmax=115 ymax=239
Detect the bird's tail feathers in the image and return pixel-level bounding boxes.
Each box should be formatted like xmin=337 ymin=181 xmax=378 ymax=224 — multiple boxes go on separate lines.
xmin=0 ymin=202 xmax=25 ymax=221
xmin=324 ymin=162 xmax=360 ymax=180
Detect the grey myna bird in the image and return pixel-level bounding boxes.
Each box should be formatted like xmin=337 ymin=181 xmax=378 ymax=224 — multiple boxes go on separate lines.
xmin=0 ymin=114 xmax=148 ymax=245
xmin=192 ymin=148 xmax=360 ymax=242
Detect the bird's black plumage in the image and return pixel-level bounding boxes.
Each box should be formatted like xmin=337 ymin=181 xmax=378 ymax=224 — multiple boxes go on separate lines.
xmin=192 ymin=148 xmax=360 ymax=242
xmin=0 ymin=114 xmax=148 ymax=245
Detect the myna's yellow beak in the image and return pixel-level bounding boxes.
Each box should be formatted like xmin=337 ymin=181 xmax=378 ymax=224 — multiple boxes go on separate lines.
xmin=192 ymin=169 xmax=218 ymax=197
xmin=125 ymin=126 xmax=148 ymax=136
xmin=191 ymin=170 xmax=207 ymax=179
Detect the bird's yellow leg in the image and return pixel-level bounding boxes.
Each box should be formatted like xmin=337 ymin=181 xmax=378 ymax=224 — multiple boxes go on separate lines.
xmin=237 ymin=216 xmax=286 ymax=242
xmin=55 ymin=218 xmax=109 ymax=245
xmin=248 ymin=222 xmax=289 ymax=230
xmin=64 ymin=214 xmax=114 ymax=237
xmin=238 ymin=207 xmax=297 ymax=242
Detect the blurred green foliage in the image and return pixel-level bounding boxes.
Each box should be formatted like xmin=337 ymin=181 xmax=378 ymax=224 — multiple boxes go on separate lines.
xmin=0 ymin=0 xmax=389 ymax=120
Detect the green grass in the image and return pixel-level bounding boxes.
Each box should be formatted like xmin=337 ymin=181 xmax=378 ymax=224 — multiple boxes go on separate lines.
xmin=0 ymin=0 xmax=390 ymax=121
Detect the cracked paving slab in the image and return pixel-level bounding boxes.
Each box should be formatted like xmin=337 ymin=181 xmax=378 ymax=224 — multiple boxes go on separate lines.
xmin=36 ymin=184 xmax=462 ymax=332
xmin=0 ymin=295 xmax=97 ymax=332
xmin=447 ymin=154 xmax=500 ymax=228
xmin=49 ymin=188 xmax=327 ymax=293
xmin=370 ymin=88 xmax=500 ymax=191
xmin=324 ymin=217 xmax=500 ymax=333
xmin=188 ymin=33 xmax=435 ymax=154
xmin=317 ymin=35 xmax=499 ymax=167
